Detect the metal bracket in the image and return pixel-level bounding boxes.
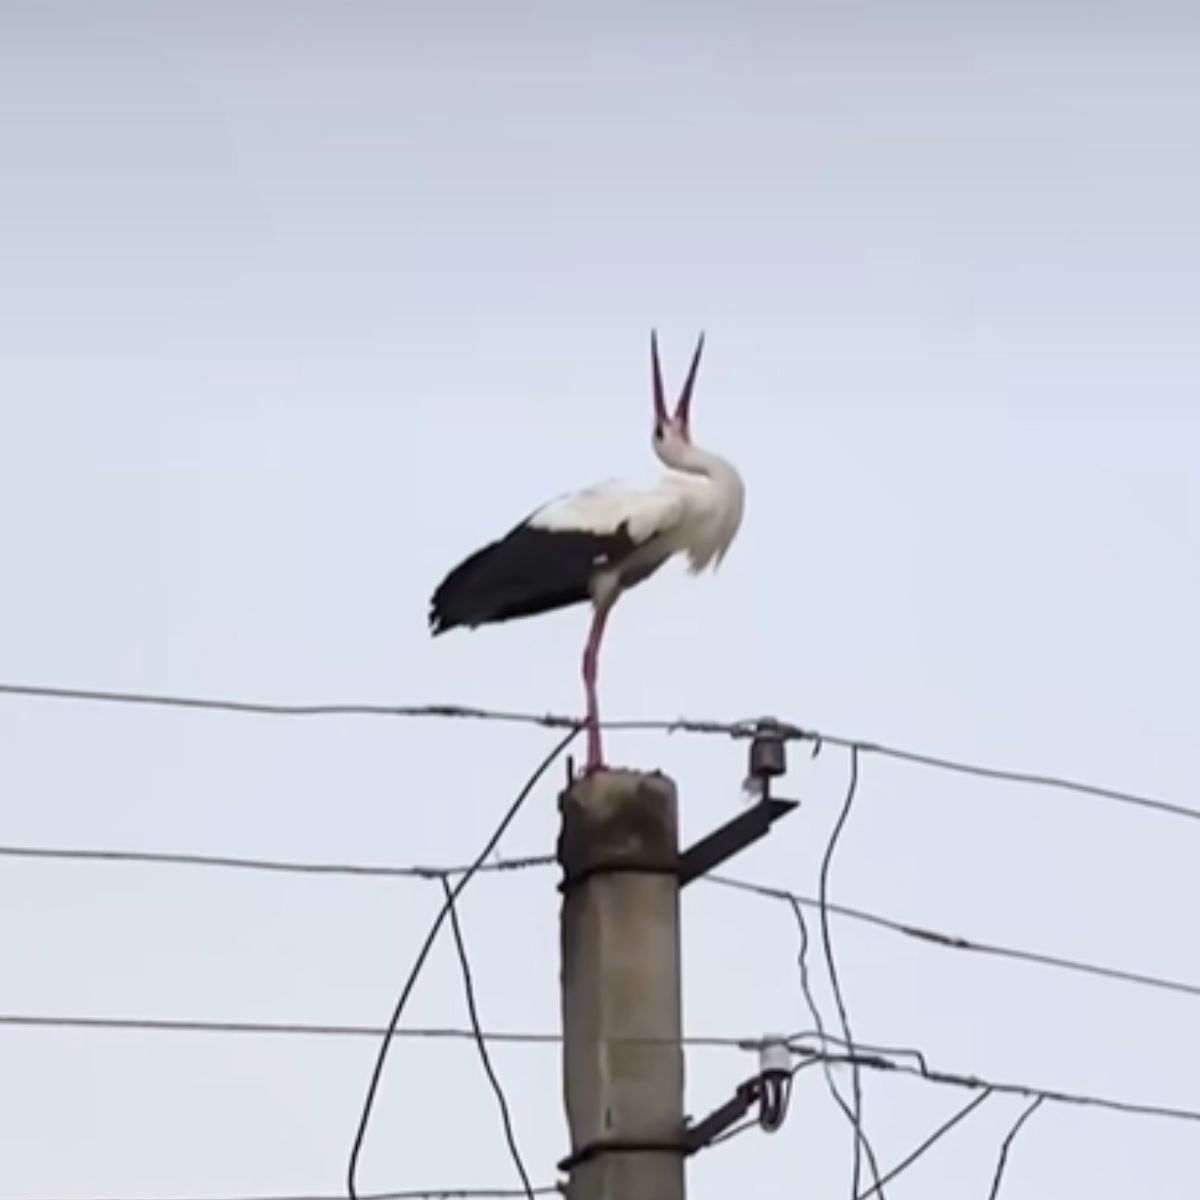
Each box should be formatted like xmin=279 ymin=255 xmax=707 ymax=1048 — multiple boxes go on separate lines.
xmin=682 ymin=1077 xmax=762 ymax=1154
xmin=679 ymin=798 xmax=798 ymax=886
xmin=557 ymin=1074 xmax=774 ymax=1170
xmin=683 ymin=1039 xmax=794 ymax=1154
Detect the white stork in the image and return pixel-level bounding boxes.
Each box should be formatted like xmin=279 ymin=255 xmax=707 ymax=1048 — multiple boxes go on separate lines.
xmin=429 ymin=332 xmax=745 ymax=772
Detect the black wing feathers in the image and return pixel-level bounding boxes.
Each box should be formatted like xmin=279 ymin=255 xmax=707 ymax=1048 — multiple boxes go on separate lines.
xmin=428 ymin=523 xmax=636 ymax=633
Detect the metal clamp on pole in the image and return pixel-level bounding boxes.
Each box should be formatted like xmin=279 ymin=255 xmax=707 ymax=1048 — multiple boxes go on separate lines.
xmin=558 ymin=1136 xmax=686 ymax=1173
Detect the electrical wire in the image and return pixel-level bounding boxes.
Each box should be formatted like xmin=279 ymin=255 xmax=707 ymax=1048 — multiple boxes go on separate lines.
xmin=783 ymin=1030 xmax=930 ymax=1076
xmin=9 ymin=840 xmax=1200 ymax=1010
xmin=817 ymin=746 xmax=883 ymax=1200
xmin=838 ymin=737 xmax=1198 ymax=825
xmin=0 ymin=1014 xmax=556 ymax=1042
xmin=4 ymin=678 xmax=1197 ymax=1192
xmin=0 ymin=1012 xmax=747 ymax=1049
xmin=9 ymin=1008 xmax=1200 ymax=1131
xmin=0 ymin=844 xmax=554 ymax=880
xmin=987 ymin=1097 xmax=1045 ymax=1199
xmin=14 ymin=1188 xmax=562 ymax=1200
xmin=345 ymin=728 xmax=578 ymax=1200
xmin=709 ymin=873 xmax=1200 ymax=1004
xmin=0 ymin=682 xmax=1191 ymax=824
xmin=440 ymin=878 xmax=535 ymax=1200
xmin=854 ymin=1090 xmax=993 ymax=1200
xmin=792 ymin=1044 xmax=1200 ymax=1125
xmin=784 ymin=893 xmax=885 ymax=1194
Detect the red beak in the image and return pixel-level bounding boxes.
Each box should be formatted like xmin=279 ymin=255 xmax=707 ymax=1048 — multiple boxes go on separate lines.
xmin=651 ymin=330 xmax=706 ymax=432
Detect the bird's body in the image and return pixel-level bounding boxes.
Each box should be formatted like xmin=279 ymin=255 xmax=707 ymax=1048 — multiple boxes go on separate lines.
xmin=430 ymin=467 xmax=743 ymax=633
xmin=429 ymin=333 xmax=744 ymax=772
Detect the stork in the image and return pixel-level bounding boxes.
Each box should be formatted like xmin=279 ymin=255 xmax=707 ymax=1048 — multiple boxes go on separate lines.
xmin=428 ymin=332 xmax=745 ymax=773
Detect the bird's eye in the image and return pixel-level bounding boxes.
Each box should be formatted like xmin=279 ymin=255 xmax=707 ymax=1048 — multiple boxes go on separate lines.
xmin=653 ymin=420 xmax=664 ymax=440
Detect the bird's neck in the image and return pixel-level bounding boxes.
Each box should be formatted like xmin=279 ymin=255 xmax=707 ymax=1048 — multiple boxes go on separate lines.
xmin=658 ymin=439 xmax=745 ymax=531
xmin=659 ymin=437 xmax=746 ymax=568
xmin=659 ymin=437 xmax=739 ymax=486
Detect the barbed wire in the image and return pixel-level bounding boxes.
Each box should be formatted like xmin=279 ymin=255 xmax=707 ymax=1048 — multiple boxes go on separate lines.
xmin=0 ymin=682 xmax=1192 ymax=823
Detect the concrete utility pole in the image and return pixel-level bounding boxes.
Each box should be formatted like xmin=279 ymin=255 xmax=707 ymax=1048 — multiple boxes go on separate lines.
xmin=557 ymin=768 xmax=685 ymax=1200
xmin=556 ymin=721 xmax=799 ymax=1200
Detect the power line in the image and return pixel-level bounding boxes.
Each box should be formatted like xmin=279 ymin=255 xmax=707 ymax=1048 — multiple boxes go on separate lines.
xmin=796 ymin=1044 xmax=1200 ymax=1126
xmin=0 ymin=1014 xmax=554 ymax=1043
xmin=0 ymin=1012 xmax=746 ymax=1048
xmin=0 ymin=844 xmax=554 ymax=880
xmin=14 ymin=1188 xmax=562 ymax=1200
xmin=785 ymin=1032 xmax=932 ymax=1075
xmin=0 ymin=684 xmax=584 ymax=728
xmin=839 ymin=738 xmax=1197 ymax=825
xmin=987 ymin=1096 xmax=1045 ymax=1199
xmin=708 ymin=874 xmax=1200 ymax=1005
xmin=440 ymin=877 xmax=535 ymax=1200
xmin=346 ymin=730 xmax=578 ymax=1200
xmin=815 ymin=746 xmax=884 ymax=1199
xmin=8 ymin=840 xmax=1200 ymax=1010
xmin=11 ymin=1009 xmax=1200 ymax=1129
xmin=9 ymin=685 xmax=1195 ymax=1196
xmin=0 ymin=682 xmax=1191 ymax=824
xmin=855 ymin=1089 xmax=993 ymax=1200
xmin=783 ymin=892 xmax=869 ymax=1165
xmin=5 ymin=1008 xmax=1199 ymax=1130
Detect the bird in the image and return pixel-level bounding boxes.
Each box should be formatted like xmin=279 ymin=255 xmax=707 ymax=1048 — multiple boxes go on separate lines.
xmin=428 ymin=331 xmax=745 ymax=773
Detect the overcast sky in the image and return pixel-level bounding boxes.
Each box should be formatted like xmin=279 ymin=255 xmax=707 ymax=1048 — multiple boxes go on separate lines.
xmin=2 ymin=3 xmax=1199 ymax=1198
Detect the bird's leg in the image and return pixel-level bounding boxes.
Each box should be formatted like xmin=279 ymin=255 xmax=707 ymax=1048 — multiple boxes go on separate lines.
xmin=581 ymin=603 xmax=612 ymax=772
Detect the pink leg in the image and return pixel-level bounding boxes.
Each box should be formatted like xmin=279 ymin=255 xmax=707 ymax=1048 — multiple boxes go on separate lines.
xmin=581 ymin=603 xmax=612 ymax=771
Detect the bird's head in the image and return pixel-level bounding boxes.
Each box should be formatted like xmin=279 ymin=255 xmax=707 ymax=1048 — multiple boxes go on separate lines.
xmin=651 ymin=330 xmax=704 ymax=450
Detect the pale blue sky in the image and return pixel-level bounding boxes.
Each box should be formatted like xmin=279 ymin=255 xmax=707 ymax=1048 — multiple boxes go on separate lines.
xmin=1 ymin=3 xmax=1198 ymax=1198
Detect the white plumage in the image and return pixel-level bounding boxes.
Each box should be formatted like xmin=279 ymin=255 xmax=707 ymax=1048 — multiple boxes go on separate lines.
xmin=429 ymin=332 xmax=745 ymax=772
xmin=528 ymin=467 xmax=743 ymax=573
xmin=527 ymin=480 xmax=687 ymax=544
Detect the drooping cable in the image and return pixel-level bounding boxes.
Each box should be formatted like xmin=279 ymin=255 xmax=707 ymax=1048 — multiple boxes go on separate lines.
xmin=441 ymin=877 xmax=536 ymax=1200
xmin=345 ymin=729 xmax=578 ymax=1200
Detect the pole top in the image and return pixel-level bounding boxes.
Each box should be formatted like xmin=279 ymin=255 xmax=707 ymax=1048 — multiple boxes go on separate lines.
xmin=557 ymin=769 xmax=679 ymax=889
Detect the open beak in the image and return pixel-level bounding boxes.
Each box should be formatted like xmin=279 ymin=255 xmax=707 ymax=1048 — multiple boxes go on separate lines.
xmin=651 ymin=330 xmax=705 ymax=436
xmin=652 ymin=330 xmax=669 ymax=426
